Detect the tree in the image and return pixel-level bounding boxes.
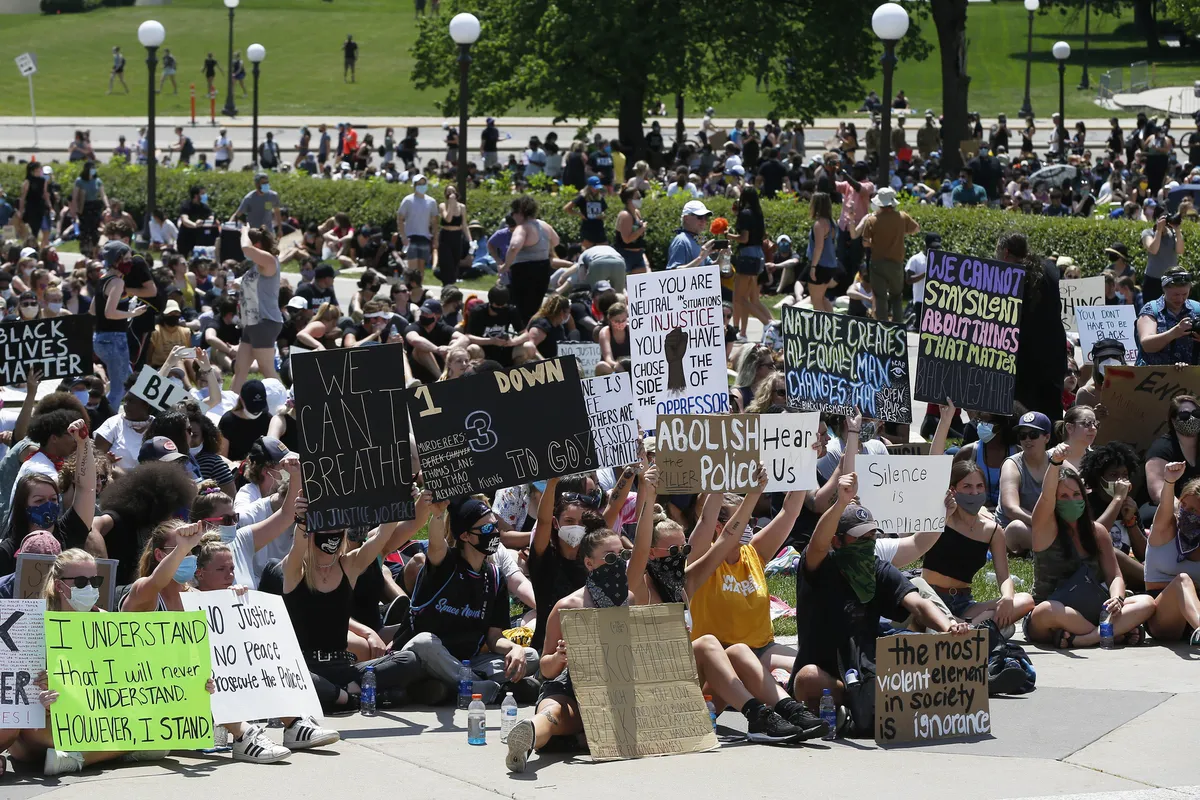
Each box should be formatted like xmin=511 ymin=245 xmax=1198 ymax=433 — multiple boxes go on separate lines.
xmin=1164 ymin=0 xmax=1200 ymax=37
xmin=1053 ymin=0 xmax=1160 ymax=52
xmin=932 ymin=0 xmax=970 ymax=176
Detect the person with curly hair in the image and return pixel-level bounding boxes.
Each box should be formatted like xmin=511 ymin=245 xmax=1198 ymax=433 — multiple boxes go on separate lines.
xmin=1080 ymin=442 xmax=1147 ymax=592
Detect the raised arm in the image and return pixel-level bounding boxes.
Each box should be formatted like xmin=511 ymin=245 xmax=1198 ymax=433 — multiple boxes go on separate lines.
xmin=751 ymin=489 xmax=806 ymax=564
xmin=806 ymin=472 xmax=857 ymax=573
xmin=240 ymin=227 xmax=278 ymax=276
xmin=686 ymin=491 xmax=724 ymax=565
xmin=122 ymin=523 xmax=204 ymax=611
xmin=1031 ymin=443 xmax=1069 ymax=552
xmin=531 ymin=477 xmax=559 ymax=558
xmin=12 ymin=369 xmax=41 ymax=443
xmin=929 ymin=400 xmax=956 ymax=456
xmin=1150 ymin=461 xmax=1186 ymax=547
xmin=68 ymin=420 xmax=95 ymax=529
xmin=604 ymin=464 xmax=638 ymax=530
xmin=684 ymin=468 xmax=767 ymax=598
xmin=626 ymin=467 xmax=659 ymax=606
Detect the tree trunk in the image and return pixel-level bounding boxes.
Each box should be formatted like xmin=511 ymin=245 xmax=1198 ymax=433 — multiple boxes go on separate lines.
xmin=932 ymin=0 xmax=971 ymax=176
xmin=1134 ymin=0 xmax=1159 ymax=53
xmin=617 ymin=80 xmax=648 ymax=180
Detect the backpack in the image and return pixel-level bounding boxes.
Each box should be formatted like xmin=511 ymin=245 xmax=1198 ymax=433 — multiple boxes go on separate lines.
xmin=180 ymin=137 xmax=195 ymax=159
xmin=977 ymin=619 xmax=1036 ymax=696
xmin=836 ymin=634 xmax=876 ymax=739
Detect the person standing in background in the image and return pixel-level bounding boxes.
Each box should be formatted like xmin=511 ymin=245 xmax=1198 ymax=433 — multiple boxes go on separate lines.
xmin=343 ymin=35 xmax=359 ymax=83
xmin=854 ymin=187 xmax=920 ymax=324
xmin=108 ymin=46 xmax=128 ymax=94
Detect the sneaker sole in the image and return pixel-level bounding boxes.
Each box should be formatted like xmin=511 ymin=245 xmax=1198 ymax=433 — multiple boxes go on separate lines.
xmin=746 ymin=730 xmax=803 ymax=744
xmin=286 ymin=730 xmax=341 ymax=750
xmin=792 ymin=721 xmax=831 ymax=741
xmin=505 ymin=720 xmax=535 ymax=773
xmin=233 ymin=749 xmax=291 ymax=765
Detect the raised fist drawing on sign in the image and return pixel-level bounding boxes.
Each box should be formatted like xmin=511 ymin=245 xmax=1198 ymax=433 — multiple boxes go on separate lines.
xmin=664 ymin=327 xmax=688 ymax=392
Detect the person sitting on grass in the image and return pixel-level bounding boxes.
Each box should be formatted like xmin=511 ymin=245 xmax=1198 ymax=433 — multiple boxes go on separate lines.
xmin=1144 ymin=462 xmax=1200 ymax=645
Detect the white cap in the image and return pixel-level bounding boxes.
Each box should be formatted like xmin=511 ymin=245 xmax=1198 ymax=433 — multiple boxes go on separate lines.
xmin=681 ymin=200 xmax=713 ymax=218
xmin=286 ymin=296 xmax=308 ymax=310
xmin=19 ymin=247 xmax=37 ymax=259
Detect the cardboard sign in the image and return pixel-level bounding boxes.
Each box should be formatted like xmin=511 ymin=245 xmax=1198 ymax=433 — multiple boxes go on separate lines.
xmin=559 ymin=341 xmax=602 ymax=379
xmin=914 ymin=250 xmax=1025 ymax=415
xmin=1059 ymin=276 xmax=1105 ymax=332
xmin=887 ymin=441 xmax=932 ymax=456
xmin=875 ymin=630 xmax=990 ymax=744
xmin=559 ymin=604 xmax=716 ymax=761
xmin=855 ymin=454 xmax=954 ymax=534
xmin=583 ymin=373 xmax=640 ymax=469
xmin=181 ymin=590 xmax=323 ymax=726
xmin=782 ymin=307 xmax=911 ymax=423
xmin=1076 ymin=305 xmax=1138 ymax=364
xmin=1097 ymin=365 xmax=1200 ymax=451
xmin=0 ymin=599 xmax=45 ymax=729
xmin=130 ymin=365 xmax=190 ymax=412
xmin=0 ymin=316 xmax=93 ymax=386
xmin=409 ymin=357 xmax=595 ymax=501
xmin=15 ymin=554 xmax=117 ymax=611
xmin=627 ymin=264 xmax=729 ymax=434
xmin=656 ymin=414 xmax=760 ymax=494
xmin=760 ymin=412 xmax=820 ymax=492
xmin=293 ymin=343 xmax=414 ymax=532
xmin=44 ymin=611 xmax=213 ymax=751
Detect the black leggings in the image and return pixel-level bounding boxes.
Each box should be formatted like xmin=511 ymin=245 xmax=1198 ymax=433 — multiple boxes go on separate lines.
xmin=510 ymin=259 xmax=551 ymax=324
xmin=306 ymin=650 xmax=421 ymax=710
xmin=437 ymin=231 xmax=463 ymax=286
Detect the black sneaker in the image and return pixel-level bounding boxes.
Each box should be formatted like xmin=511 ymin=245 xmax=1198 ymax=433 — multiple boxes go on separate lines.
xmin=786 ymin=702 xmax=831 ymax=740
xmin=510 ymin=676 xmax=542 ymax=705
xmin=746 ymin=706 xmax=804 ymax=744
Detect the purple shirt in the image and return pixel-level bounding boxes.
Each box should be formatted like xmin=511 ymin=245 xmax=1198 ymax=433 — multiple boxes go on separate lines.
xmin=488 ymin=227 xmax=513 ymax=262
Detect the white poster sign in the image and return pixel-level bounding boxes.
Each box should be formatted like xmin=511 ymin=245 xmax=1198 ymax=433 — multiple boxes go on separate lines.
xmin=1076 ymin=305 xmax=1138 ymax=365
xmin=559 ymin=342 xmax=602 ymax=379
xmin=583 ymin=373 xmax=640 ymax=469
xmin=0 ymin=598 xmax=45 ymax=729
xmin=181 ymin=590 xmax=323 ymax=726
xmin=760 ymin=412 xmax=820 ymax=492
xmin=131 ymin=365 xmax=190 ymax=412
xmin=1059 ymin=276 xmax=1105 ymax=332
xmin=855 ymin=455 xmax=954 ymax=534
xmin=627 ymin=264 xmax=729 ymax=434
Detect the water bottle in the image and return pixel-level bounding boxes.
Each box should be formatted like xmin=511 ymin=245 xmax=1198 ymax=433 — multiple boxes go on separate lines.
xmin=704 ymin=694 xmax=717 ymax=729
xmin=844 ymin=669 xmax=860 ymax=687
xmin=360 ymin=665 xmax=376 ymax=717
xmin=500 ymin=692 xmax=518 ymax=742
xmin=467 ymin=694 xmax=486 ymax=745
xmin=819 ymin=688 xmax=837 ymax=741
xmin=457 ymin=660 xmax=474 ymax=710
xmin=1099 ymin=609 xmax=1114 ymax=649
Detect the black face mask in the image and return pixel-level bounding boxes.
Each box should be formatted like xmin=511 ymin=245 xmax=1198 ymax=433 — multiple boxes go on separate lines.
xmin=314 ymin=532 xmax=343 ymax=555
xmin=162 ymin=317 xmax=180 ymax=327
xmin=646 ymin=552 xmax=687 ymax=603
xmin=586 ymin=560 xmax=628 ymax=608
xmin=467 ymin=529 xmax=499 ymax=555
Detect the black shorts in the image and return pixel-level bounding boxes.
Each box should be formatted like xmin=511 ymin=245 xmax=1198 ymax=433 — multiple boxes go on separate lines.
xmin=806 ymin=266 xmax=837 ymax=285
xmin=734 ymin=254 xmax=764 ymax=276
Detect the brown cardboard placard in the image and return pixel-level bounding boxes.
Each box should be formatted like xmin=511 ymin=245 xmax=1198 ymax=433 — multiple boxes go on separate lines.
xmin=655 ymin=414 xmax=760 ymax=494
xmin=1096 ymin=365 xmax=1200 ymax=452
xmin=15 ymin=553 xmax=118 ymax=611
xmin=875 ymin=630 xmax=990 ymax=745
xmin=886 ymin=441 xmax=932 ymax=456
xmin=559 ymin=604 xmax=717 ymax=761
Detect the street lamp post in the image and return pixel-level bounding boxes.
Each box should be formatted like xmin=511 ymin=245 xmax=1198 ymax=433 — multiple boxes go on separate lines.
xmin=872 ymin=3 xmax=909 ymax=190
xmin=138 ymin=20 xmax=165 ymax=245
xmin=248 ymin=44 xmax=265 ymax=168
xmin=221 ymin=0 xmax=239 ymax=117
xmin=1053 ymin=40 xmax=1071 ymax=147
xmin=449 ymin=12 xmax=481 ymax=203
xmin=1019 ymin=0 xmax=1039 ymax=119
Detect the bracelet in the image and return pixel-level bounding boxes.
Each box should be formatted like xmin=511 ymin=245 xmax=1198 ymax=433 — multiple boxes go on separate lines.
xmin=293 ymin=515 xmax=307 ymax=527
xmin=1164 ymin=479 xmax=1177 ymax=485
xmin=1049 ymin=459 xmax=1063 ymax=466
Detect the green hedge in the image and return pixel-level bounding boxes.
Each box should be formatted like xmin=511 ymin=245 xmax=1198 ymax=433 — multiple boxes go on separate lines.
xmin=2 ymin=162 xmax=1192 ymax=276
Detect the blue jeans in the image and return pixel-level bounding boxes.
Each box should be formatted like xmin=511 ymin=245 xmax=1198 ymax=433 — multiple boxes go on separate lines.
xmin=94 ymin=331 xmax=131 ymax=407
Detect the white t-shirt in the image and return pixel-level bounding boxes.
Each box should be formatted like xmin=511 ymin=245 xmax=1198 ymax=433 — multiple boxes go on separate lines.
xmin=214 ymin=136 xmax=232 ymax=161
xmin=397 ymin=193 xmax=438 ymax=238
xmin=906 ymin=252 xmax=928 ymax=306
xmin=15 ymin=451 xmax=57 ymax=484
xmin=95 ymin=414 xmax=148 ymax=471
xmin=150 ymin=218 xmax=178 ymax=246
xmin=817 ymin=436 xmax=890 ymax=482
xmin=874 ymin=537 xmax=900 ymax=564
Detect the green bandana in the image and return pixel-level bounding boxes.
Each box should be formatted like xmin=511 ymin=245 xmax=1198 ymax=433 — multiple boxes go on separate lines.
xmin=829 ymin=538 xmax=877 ymax=604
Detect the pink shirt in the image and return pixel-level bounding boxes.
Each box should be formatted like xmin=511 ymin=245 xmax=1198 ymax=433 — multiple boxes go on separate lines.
xmin=836 ymin=179 xmax=875 ymax=231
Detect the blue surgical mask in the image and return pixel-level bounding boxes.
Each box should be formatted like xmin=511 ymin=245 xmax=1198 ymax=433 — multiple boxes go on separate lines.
xmin=219 ymin=525 xmax=238 ymax=543
xmin=174 ymin=555 xmax=197 ymax=584
xmin=27 ymin=499 xmax=60 ymax=529
xmin=200 ymin=193 xmax=209 ymax=204
xmin=260 ymin=183 xmax=271 ymax=193
xmin=975 ymin=421 xmax=996 ymax=443
xmin=72 ymin=389 xmax=89 ymax=406
xmin=415 ymin=184 xmax=428 ymax=195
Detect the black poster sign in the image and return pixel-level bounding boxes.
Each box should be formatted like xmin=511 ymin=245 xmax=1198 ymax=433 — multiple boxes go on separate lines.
xmin=0 ymin=315 xmax=93 ymax=386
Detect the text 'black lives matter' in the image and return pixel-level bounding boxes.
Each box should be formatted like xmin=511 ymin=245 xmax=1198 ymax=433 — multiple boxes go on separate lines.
xmin=0 ymin=316 xmax=93 ymax=386
xmin=782 ymin=306 xmax=911 ymax=423
xmin=293 ymin=343 xmax=414 ymax=533
xmin=914 ymin=250 xmax=1025 ymax=416
xmin=408 ymin=356 xmax=595 ymax=501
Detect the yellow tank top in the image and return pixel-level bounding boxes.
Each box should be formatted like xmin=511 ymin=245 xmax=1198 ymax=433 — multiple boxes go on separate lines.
xmin=689 ymin=544 xmax=773 ymax=649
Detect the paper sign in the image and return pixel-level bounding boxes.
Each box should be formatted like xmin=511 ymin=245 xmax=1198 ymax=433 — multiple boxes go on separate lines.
xmin=409 ymin=357 xmax=595 ymax=501
xmin=656 ymin=414 xmax=760 ymax=494
xmin=887 ymin=441 xmax=932 ymax=456
xmin=559 ymin=604 xmax=716 ymax=761
xmin=627 ymin=264 xmax=730 ymax=434
xmin=1076 ymin=305 xmax=1138 ymax=364
xmin=294 ymin=343 xmax=414 ymax=532
xmin=181 ymin=590 xmax=323 ymax=725
xmin=855 ymin=455 xmax=954 ymax=534
xmin=1096 ymin=365 xmax=1200 ymax=451
xmin=760 ymin=412 xmax=820 ymax=492
xmin=44 ymin=611 xmax=213 ymax=751
xmin=559 ymin=342 xmax=602 ymax=379
xmin=15 ymin=554 xmax=117 ymax=611
xmin=0 ymin=316 xmax=93 ymax=386
xmin=130 ymin=365 xmax=190 ymax=412
xmin=875 ymin=630 xmax=990 ymax=744
xmin=583 ymin=373 xmax=640 ymax=469
xmin=914 ymin=250 xmax=1025 ymax=415
xmin=1060 ymin=276 xmax=1105 ymax=332
xmin=0 ymin=599 xmax=46 ymax=729
xmin=782 ymin=307 xmax=911 ymax=423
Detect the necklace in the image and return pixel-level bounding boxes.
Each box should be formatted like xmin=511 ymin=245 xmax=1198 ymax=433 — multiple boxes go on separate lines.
xmin=314 ymin=555 xmax=337 ymax=571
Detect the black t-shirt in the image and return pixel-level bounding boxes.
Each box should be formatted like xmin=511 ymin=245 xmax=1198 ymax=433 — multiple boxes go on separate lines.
xmin=351 ymin=558 xmax=385 ymax=631
xmin=736 ymin=207 xmax=765 ymax=249
xmin=1014 ymin=262 xmax=1068 ymax=420
xmin=530 ymin=317 xmax=565 ymax=359
xmin=588 ymin=151 xmax=615 ymax=182
xmin=527 ymin=542 xmax=587 ymax=653
xmin=179 ymin=199 xmax=213 ymax=222
xmin=646 ymin=131 xmax=664 ymax=153
xmin=404 ymin=319 xmax=456 ymax=381
xmin=296 ymin=282 xmax=338 ymax=310
xmin=343 ymin=40 xmax=358 ymax=61
xmin=481 ymin=126 xmax=500 ymax=153
xmin=574 ymin=194 xmax=608 ymax=243
xmin=204 ymin=57 xmax=218 ymax=78
xmin=467 ymin=303 xmax=524 ymax=367
xmin=759 ymin=159 xmax=787 ymax=198
xmin=405 ymin=548 xmax=508 ymax=660
xmin=793 ymin=550 xmax=915 ymax=677
xmin=1147 ymin=434 xmax=1200 ymax=500
xmin=219 ymin=411 xmax=271 ymax=461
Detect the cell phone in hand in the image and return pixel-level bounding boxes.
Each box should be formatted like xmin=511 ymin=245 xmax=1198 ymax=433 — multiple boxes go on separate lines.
xmin=177 ymin=347 xmax=196 ymax=359
xmin=711 ymin=239 xmax=730 ymax=251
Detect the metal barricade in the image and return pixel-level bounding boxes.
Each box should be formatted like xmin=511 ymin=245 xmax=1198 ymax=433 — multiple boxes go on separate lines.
xmin=1130 ymin=60 xmax=1149 ymax=92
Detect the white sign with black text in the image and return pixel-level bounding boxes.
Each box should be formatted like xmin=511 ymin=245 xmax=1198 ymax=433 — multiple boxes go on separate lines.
xmin=559 ymin=342 xmax=602 ymax=379
xmin=0 ymin=598 xmax=45 ymax=729
xmin=855 ymin=455 xmax=953 ymax=535
xmin=760 ymin=412 xmax=820 ymax=492
xmin=1076 ymin=305 xmax=1138 ymax=365
xmin=131 ymin=365 xmax=190 ymax=412
xmin=582 ymin=373 xmax=640 ymax=469
xmin=1059 ymin=277 xmax=1105 ymax=333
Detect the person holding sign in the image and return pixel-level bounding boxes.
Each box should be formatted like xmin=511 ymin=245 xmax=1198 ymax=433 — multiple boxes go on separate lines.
xmin=90 ymin=241 xmax=147 ymax=408
xmin=1024 ymin=445 xmax=1156 ymax=649
xmin=1074 ymin=339 xmax=1127 ymax=409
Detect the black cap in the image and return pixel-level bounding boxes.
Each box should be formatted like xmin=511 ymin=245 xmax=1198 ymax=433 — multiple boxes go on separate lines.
xmin=836 ymin=504 xmax=881 ymax=538
xmin=247 ymin=435 xmax=290 ymax=465
xmin=241 ymin=379 xmax=268 ymax=415
xmin=138 ymin=436 xmax=186 ymax=464
xmin=421 ymin=298 xmax=443 ymax=316
xmin=1090 ymin=338 xmax=1126 ymax=363
xmin=447 ymin=497 xmax=491 ymax=537
xmin=924 ymin=233 xmax=943 ymax=250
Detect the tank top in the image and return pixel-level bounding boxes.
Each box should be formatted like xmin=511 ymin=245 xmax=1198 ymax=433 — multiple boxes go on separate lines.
xmin=239 ymin=258 xmax=284 ymax=327
xmin=1032 ymin=534 xmax=1101 ymax=604
xmin=563 ymin=152 xmax=586 ymax=188
xmin=688 ymin=544 xmax=773 ymax=649
xmin=806 ymin=221 xmax=837 ymax=268
xmin=283 ymin=563 xmax=353 ymax=653
xmin=975 ymin=442 xmax=1017 ymax=507
xmin=1144 ymin=537 xmax=1200 ymax=586
xmin=923 ymin=522 xmax=994 ymax=584
xmin=24 ymin=176 xmax=47 ymax=217
xmin=94 ymin=274 xmax=128 ymax=333
xmin=443 ymin=210 xmax=463 ymax=227
xmin=513 ymin=221 xmax=551 ymax=263
xmin=995 ymin=452 xmax=1043 ymax=526
xmin=616 ymin=216 xmax=646 ymax=251
xmin=607 ymin=325 xmax=630 ymax=359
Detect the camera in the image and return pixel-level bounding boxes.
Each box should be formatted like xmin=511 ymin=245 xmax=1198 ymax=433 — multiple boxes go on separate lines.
xmin=1169 ymin=213 xmax=1183 ymax=226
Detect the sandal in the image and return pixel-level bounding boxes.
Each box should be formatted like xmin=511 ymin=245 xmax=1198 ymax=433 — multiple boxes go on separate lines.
xmin=1119 ymin=625 xmax=1148 ymax=647
xmin=1049 ymin=628 xmax=1077 ymax=649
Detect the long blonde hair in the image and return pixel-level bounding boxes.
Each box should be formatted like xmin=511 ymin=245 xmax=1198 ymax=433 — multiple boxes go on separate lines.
xmin=302 ymin=530 xmax=349 ymax=591
xmin=42 ymin=548 xmax=96 ymax=610
xmin=138 ymin=519 xmax=187 ymax=578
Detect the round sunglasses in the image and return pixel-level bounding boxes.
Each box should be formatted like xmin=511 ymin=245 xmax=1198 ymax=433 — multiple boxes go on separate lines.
xmin=651 ymin=544 xmax=692 ymax=557
xmin=601 ymin=549 xmax=633 ymax=565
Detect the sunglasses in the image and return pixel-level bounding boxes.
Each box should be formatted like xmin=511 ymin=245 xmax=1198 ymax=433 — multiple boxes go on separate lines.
xmin=203 ymin=514 xmax=236 ymax=526
xmin=651 ymin=544 xmax=692 ymax=557
xmin=1179 ymin=410 xmax=1198 ymax=422
xmin=601 ymin=549 xmax=633 ymax=565
xmin=65 ymin=575 xmax=104 ymax=589
xmin=1017 ymin=430 xmax=1044 ymax=441
xmin=562 ymin=491 xmax=602 ymax=509
xmin=1071 ymin=420 xmax=1098 ymax=430
xmin=471 ymin=522 xmax=498 ymax=536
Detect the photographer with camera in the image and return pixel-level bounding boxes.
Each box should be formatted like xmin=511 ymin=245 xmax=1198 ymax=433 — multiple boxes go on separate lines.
xmin=1141 ymin=204 xmax=1185 ymax=303
xmin=1136 ymin=268 xmax=1200 ymax=366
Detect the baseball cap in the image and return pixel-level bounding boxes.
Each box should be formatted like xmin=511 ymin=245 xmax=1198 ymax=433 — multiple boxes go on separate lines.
xmin=776 ymin=234 xmax=792 ymax=247
xmin=447 ymin=497 xmax=492 ymax=537
xmin=247 ymin=435 xmax=290 ymax=465
xmin=314 ymin=264 xmax=336 ymax=280
xmin=924 ymin=233 xmax=943 ymax=249
xmin=586 ymin=176 xmax=603 ymax=189
xmin=164 ymin=299 xmax=182 ymax=315
xmin=139 ymin=436 xmax=186 ymax=464
xmin=1090 ymin=338 xmax=1126 ymax=364
xmin=286 ymin=295 xmax=309 ymax=311
xmin=836 ymin=504 xmax=882 ymax=539
xmin=17 ymin=531 xmax=62 ymax=556
xmin=681 ymin=200 xmax=713 ymax=219
xmin=1015 ymin=411 xmax=1052 ymax=435
xmin=421 ymin=298 xmax=443 ymax=316
xmin=593 ymin=280 xmax=613 ymax=294
xmin=726 ymin=164 xmax=746 ymax=177
xmin=241 ymin=379 xmax=268 ymax=415
xmin=19 ymin=247 xmax=37 ymax=260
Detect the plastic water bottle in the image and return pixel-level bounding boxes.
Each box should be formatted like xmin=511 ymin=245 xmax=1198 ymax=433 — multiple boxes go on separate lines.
xmin=361 ymin=666 xmax=377 ymax=716
xmin=500 ymin=692 xmax=518 ymax=742
xmin=1099 ymin=610 xmax=1115 ymax=649
xmin=457 ymin=660 xmax=474 ymax=710
xmin=704 ymin=694 xmax=717 ymax=729
xmin=467 ymin=694 xmax=486 ymax=745
xmin=819 ymin=688 xmax=837 ymax=741
xmin=844 ymin=669 xmax=860 ymax=687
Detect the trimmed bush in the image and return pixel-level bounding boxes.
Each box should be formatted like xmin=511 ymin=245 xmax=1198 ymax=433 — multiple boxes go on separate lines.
xmin=1 ymin=162 xmax=1191 ymax=277
xmin=40 ymin=0 xmax=102 ymax=13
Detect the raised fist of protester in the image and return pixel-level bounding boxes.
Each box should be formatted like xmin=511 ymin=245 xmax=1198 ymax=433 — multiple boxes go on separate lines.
xmin=1164 ymin=461 xmax=1187 ymax=485
xmin=845 ymin=409 xmax=863 ymax=435
xmin=642 ymin=465 xmax=659 ymax=492
xmin=1048 ymin=442 xmax=1072 ymax=465
xmin=939 ymin=397 xmax=957 ymax=418
xmin=751 ymin=465 xmax=768 ymax=493
xmin=504 ymin=645 xmax=528 ymax=682
xmin=281 ymin=456 xmax=302 ymax=479
xmin=67 ymin=418 xmax=89 ymax=443
xmin=25 ymin=367 xmax=42 ymax=395
xmin=1111 ymin=478 xmax=1132 ymax=502
xmin=173 ymin=522 xmax=205 ymax=551
xmin=838 ymin=472 xmax=858 ymax=505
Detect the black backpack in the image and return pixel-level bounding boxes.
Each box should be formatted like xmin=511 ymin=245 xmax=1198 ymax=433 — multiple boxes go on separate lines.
xmin=836 ymin=634 xmax=876 ymax=739
xmin=180 ymin=137 xmax=195 ymax=159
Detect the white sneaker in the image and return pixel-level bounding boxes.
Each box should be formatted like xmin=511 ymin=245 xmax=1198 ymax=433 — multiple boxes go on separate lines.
xmin=232 ymin=725 xmax=291 ymax=764
xmin=282 ymin=716 xmax=340 ymax=750
xmin=505 ymin=719 xmax=535 ymax=773
xmin=44 ymin=749 xmax=85 ymax=776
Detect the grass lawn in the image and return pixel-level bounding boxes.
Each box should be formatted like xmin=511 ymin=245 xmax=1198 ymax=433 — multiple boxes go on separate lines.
xmin=4 ymin=1 xmax=1197 ymax=119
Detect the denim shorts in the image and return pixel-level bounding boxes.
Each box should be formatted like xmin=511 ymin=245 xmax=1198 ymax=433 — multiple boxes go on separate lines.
xmin=404 ymin=235 xmax=432 ymax=263
xmin=934 ymin=586 xmax=976 ymax=618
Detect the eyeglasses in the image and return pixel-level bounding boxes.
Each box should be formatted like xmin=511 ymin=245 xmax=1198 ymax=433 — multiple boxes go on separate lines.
xmin=65 ymin=575 xmax=104 ymax=589
xmin=1017 ymin=430 xmax=1044 ymax=441
xmin=601 ymin=549 xmax=633 ymax=565
xmin=1072 ymin=420 xmax=1098 ymax=430
xmin=203 ymin=514 xmax=236 ymax=526
xmin=471 ymin=522 xmax=497 ymax=536
xmin=651 ymin=544 xmax=691 ymax=557
xmin=562 ymin=491 xmax=602 ymax=509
